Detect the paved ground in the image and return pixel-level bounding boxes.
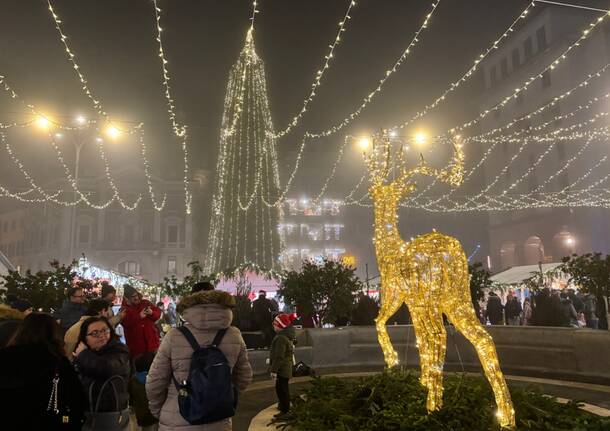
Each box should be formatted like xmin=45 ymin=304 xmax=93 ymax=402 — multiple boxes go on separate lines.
xmin=233 ymin=372 xmax=610 ymax=431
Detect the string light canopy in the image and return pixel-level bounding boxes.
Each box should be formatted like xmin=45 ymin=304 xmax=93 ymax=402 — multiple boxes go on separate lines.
xmin=205 ymin=28 xmax=283 ymax=274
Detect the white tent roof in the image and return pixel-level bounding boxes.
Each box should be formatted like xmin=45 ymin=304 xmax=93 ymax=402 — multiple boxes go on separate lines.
xmin=490 ymin=263 xmax=563 ymax=285
xmin=0 ymin=251 xmax=15 ymax=277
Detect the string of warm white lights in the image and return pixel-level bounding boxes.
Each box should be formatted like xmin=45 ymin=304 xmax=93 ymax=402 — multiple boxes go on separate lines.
xmin=448 ymin=11 xmax=609 ymax=134
xmin=151 ymin=0 xmax=192 ymax=214
xmin=1 ymin=131 xmax=78 ymax=205
xmin=411 ymin=64 xmax=610 ymax=206
xmin=45 ymin=0 xmax=140 ymax=134
xmin=272 ymin=0 xmax=357 ymax=138
xmin=137 ymin=130 xmax=167 ymax=211
xmin=464 ymin=63 xmax=610 ymax=144
xmin=308 ymin=0 xmax=442 ymax=138
xmin=392 ymin=1 xmax=537 ymax=132
xmin=93 ymin=130 xmax=142 ymax=210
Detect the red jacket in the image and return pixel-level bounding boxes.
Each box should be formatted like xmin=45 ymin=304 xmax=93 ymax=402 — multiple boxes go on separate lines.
xmin=121 ymin=299 xmax=161 ymax=358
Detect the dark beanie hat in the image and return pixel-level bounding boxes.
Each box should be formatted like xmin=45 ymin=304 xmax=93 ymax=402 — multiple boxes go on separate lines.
xmin=123 ymin=284 xmax=138 ymax=298
xmin=11 ymin=299 xmax=33 ymax=312
xmin=101 ymin=284 xmax=116 ymax=298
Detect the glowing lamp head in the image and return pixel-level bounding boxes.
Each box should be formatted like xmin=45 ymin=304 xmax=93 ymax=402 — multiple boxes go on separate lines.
xmin=389 ymin=130 xmax=398 ymax=138
xmin=105 ymin=125 xmax=120 ymax=139
xmin=414 ymin=132 xmax=428 ymax=146
xmin=36 ymin=116 xmax=51 ymax=130
xmin=358 ymin=137 xmax=371 ymax=152
xmin=565 ymin=237 xmax=575 ymax=246
xmin=75 ymin=115 xmax=86 ymax=125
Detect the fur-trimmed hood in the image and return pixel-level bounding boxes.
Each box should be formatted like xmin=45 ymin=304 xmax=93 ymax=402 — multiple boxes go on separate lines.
xmin=0 ymin=304 xmax=24 ymax=321
xmin=177 ymin=290 xmax=235 ymax=314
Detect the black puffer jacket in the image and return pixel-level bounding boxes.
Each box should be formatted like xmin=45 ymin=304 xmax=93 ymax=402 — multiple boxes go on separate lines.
xmin=55 ymin=300 xmax=86 ymax=333
xmin=0 ymin=344 xmax=87 ymax=430
xmin=74 ymin=338 xmax=132 ymax=412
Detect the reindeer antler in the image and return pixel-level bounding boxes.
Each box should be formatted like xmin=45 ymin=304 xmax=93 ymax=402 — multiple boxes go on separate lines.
xmin=416 ymin=140 xmax=465 ymax=187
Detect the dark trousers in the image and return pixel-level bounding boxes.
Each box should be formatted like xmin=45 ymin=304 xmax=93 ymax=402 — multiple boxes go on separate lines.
xmin=275 ymin=376 xmax=290 ymax=413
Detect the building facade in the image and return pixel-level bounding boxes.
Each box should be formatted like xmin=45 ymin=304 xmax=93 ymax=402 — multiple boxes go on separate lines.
xmin=0 ymin=166 xmax=208 ymax=283
xmin=278 ymin=197 xmax=354 ymax=270
xmin=478 ymin=5 xmax=610 ymax=270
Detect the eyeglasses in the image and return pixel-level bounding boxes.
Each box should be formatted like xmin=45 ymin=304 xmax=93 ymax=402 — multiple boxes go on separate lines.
xmin=86 ymin=328 xmax=111 ymax=338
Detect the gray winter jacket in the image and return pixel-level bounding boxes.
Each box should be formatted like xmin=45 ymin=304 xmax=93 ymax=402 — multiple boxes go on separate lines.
xmin=146 ymin=290 xmax=253 ymax=431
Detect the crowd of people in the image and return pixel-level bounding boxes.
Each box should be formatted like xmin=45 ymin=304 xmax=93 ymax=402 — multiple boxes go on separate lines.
xmin=481 ymin=288 xmax=601 ymax=329
xmin=0 ymin=280 xmax=307 ymax=430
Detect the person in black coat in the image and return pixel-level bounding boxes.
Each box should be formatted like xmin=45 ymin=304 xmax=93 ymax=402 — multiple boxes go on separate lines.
xmin=74 ymin=316 xmax=132 ymax=414
xmin=0 ymin=313 xmax=86 ymax=430
xmin=485 ymin=292 xmax=505 ymax=325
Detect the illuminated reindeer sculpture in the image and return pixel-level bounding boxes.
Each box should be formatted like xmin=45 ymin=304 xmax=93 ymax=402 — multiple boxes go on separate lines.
xmin=364 ymin=131 xmax=515 ymax=428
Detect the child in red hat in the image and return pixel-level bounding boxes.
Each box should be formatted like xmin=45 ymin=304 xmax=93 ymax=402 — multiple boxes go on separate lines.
xmin=269 ymin=313 xmax=297 ymax=415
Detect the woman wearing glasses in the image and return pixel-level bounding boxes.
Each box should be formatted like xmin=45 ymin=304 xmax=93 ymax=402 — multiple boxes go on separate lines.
xmin=74 ymin=316 xmax=132 ymax=430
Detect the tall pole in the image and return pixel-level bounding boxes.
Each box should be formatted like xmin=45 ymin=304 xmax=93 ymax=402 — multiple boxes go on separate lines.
xmin=68 ymin=136 xmax=84 ymax=263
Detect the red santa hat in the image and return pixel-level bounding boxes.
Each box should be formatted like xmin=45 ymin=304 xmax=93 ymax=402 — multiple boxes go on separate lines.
xmin=273 ymin=313 xmax=297 ymax=332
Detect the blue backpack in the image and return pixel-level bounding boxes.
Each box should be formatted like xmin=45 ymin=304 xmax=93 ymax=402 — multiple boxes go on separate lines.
xmin=171 ymin=326 xmax=237 ymax=424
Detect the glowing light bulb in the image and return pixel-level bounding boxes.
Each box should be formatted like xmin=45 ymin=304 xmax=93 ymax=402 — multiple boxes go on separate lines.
xmin=105 ymin=125 xmax=120 ymax=139
xmin=75 ymin=115 xmax=86 ymax=125
xmin=414 ymin=131 xmax=428 ymax=145
xmin=358 ymin=137 xmax=371 ymax=152
xmin=36 ymin=116 xmax=51 ymax=130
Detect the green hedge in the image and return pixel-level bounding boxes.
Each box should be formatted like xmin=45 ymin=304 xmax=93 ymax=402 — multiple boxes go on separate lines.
xmin=273 ymin=371 xmax=610 ymax=430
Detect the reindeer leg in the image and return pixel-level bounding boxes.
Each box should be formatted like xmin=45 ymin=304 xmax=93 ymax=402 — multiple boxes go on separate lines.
xmin=445 ymin=304 xmax=515 ymax=428
xmin=411 ymin=305 xmax=446 ymax=412
xmin=375 ymin=285 xmax=404 ymax=367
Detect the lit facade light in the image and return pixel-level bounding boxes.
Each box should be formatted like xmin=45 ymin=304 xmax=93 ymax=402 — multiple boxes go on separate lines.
xmin=75 ymin=115 xmax=87 ymax=125
xmin=54 ymin=133 xmax=63 ymax=139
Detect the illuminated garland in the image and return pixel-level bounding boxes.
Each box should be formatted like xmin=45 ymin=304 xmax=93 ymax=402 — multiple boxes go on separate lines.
xmin=151 ymin=0 xmax=192 ymax=214
xmin=273 ymin=0 xmax=358 ymax=138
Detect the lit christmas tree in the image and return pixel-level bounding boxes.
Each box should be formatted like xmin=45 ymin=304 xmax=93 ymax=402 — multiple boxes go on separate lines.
xmin=205 ymin=29 xmax=283 ymax=274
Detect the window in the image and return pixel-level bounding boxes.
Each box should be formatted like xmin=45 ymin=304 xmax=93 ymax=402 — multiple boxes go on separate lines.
xmin=523 ymin=36 xmax=533 ymax=61
xmin=500 ymin=241 xmax=516 ymax=269
xmin=541 ymin=70 xmax=551 ymax=89
xmin=167 ymin=257 xmax=177 ymax=274
xmin=511 ymin=48 xmax=520 ymax=70
xmin=536 ymin=26 xmax=547 ymax=52
xmin=78 ymin=224 xmax=90 ymax=244
xmin=167 ymin=225 xmax=179 ymax=243
xmin=524 ymin=236 xmax=545 ymax=265
xmin=118 ymin=261 xmax=140 ymax=276
xmin=500 ymin=57 xmax=509 ymax=80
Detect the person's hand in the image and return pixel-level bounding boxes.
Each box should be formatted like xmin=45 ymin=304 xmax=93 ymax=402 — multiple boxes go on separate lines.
xmin=74 ymin=342 xmax=87 ymax=356
xmin=118 ymin=309 xmax=127 ymax=320
xmin=139 ymin=308 xmax=148 ymax=319
xmin=270 ymin=372 xmax=277 ymax=380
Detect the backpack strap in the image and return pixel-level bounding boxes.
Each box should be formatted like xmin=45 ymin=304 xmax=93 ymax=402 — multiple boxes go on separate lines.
xmin=177 ymin=325 xmax=201 ymax=351
xmin=211 ymin=328 xmax=228 ymax=347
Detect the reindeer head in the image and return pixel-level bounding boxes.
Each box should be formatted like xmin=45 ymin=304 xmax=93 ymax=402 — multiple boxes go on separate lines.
xmin=362 ymin=130 xmax=465 ymax=206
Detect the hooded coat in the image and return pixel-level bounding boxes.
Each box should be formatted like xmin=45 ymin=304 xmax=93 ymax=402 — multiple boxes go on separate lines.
xmin=146 ymin=290 xmax=253 ymax=431
xmin=0 ymin=304 xmax=23 ymax=347
xmin=269 ymin=326 xmax=296 ymax=378
xmin=121 ymin=297 xmax=162 ymax=358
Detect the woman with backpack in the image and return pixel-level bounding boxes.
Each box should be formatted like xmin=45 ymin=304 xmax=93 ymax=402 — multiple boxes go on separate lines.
xmin=0 ymin=312 xmax=86 ymax=430
xmin=146 ymin=290 xmax=253 ymax=431
xmin=74 ymin=316 xmax=132 ymax=431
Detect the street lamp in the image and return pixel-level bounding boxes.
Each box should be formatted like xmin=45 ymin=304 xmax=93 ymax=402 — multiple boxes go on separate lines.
xmin=105 ymin=125 xmax=120 ymax=140
xmin=75 ymin=115 xmax=87 ymax=125
xmin=414 ymin=131 xmax=428 ymax=146
xmin=36 ymin=115 xmax=51 ymax=130
xmin=358 ymin=137 xmax=371 ymax=152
